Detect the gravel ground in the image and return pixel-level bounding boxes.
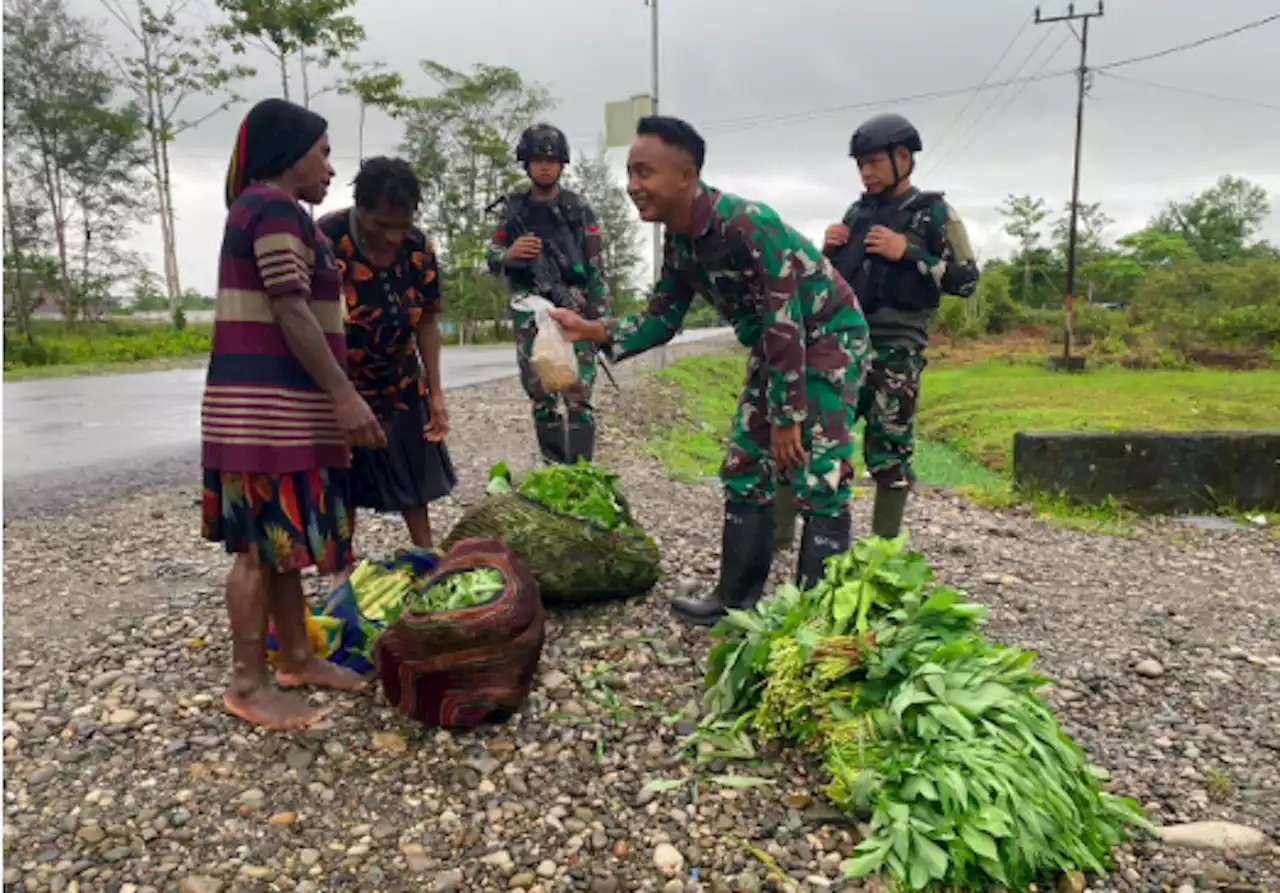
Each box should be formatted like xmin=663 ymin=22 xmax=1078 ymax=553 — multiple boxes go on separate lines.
xmin=4 ymin=340 xmax=1279 ymax=893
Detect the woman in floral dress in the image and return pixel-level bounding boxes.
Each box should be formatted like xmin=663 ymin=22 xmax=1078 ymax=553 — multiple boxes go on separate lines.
xmin=318 ymin=156 xmax=455 ymax=548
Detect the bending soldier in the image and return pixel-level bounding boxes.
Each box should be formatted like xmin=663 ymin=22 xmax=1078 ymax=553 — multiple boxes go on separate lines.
xmin=548 ymin=116 xmax=871 ymax=627
xmin=804 ymin=113 xmax=979 ymax=541
xmin=487 ymin=123 xmax=610 ymax=464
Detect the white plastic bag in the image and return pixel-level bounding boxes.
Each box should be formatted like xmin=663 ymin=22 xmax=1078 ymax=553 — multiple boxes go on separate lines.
xmin=512 ymin=295 xmax=579 ymax=393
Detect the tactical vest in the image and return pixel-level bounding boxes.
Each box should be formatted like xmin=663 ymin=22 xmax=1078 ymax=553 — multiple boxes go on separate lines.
xmin=501 ymin=189 xmax=589 ymax=293
xmin=831 ymin=190 xmax=945 ymax=316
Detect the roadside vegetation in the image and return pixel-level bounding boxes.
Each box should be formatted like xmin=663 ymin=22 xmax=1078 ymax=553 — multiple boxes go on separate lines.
xmin=643 ymin=349 xmax=1280 ymax=533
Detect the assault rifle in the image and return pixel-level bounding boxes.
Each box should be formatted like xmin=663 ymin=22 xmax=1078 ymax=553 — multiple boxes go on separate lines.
xmin=486 ymin=194 xmax=620 ymax=393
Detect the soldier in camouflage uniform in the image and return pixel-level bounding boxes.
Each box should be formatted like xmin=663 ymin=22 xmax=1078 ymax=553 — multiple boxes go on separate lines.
xmin=487 ymin=123 xmax=610 ymax=464
xmin=548 ymin=116 xmax=871 ymax=627
xmin=776 ymin=113 xmax=978 ymax=544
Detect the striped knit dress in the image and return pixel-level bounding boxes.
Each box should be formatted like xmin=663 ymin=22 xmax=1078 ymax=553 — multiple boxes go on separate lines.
xmin=200 ymin=183 xmax=355 ymax=574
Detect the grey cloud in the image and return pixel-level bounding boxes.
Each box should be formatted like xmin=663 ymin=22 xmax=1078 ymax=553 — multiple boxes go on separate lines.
xmin=61 ymin=0 xmax=1276 ymax=292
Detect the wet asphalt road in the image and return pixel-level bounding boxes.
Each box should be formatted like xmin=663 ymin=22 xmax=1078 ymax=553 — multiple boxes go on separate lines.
xmin=3 ymin=330 xmax=732 ymax=519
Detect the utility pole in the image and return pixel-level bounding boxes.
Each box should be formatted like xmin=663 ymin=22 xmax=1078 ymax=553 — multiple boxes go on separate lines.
xmin=646 ymin=0 xmax=666 ymax=369
xmin=1036 ymin=1 xmax=1103 ymax=372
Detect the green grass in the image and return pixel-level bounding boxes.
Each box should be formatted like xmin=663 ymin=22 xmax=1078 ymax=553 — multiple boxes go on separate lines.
xmin=642 ymin=352 xmax=1006 ymax=493
xmin=4 ymin=319 xmax=213 ymax=380
xmin=642 ymin=351 xmax=1280 ymax=532
xmin=918 ymin=362 xmax=1280 ymax=473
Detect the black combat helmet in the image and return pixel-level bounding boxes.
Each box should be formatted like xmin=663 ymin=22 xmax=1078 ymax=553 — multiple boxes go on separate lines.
xmin=516 ymin=123 xmax=570 ymax=165
xmin=849 ymin=113 xmax=923 ymax=158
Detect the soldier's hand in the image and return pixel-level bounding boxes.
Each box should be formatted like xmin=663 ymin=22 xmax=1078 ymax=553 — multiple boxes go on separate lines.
xmin=865 ymin=225 xmax=908 ymax=262
xmin=772 ymin=423 xmax=807 ymax=472
xmin=546 ymin=307 xmax=609 ymax=344
xmin=823 ymin=224 xmax=851 ymax=250
xmin=507 ymin=235 xmax=542 ymax=261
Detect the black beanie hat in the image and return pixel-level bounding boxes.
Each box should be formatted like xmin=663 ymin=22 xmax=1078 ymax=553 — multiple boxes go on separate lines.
xmin=225 ymin=98 xmax=329 ymax=207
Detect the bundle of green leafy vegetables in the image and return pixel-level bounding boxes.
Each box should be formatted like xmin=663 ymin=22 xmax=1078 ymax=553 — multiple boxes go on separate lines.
xmin=406 ymin=568 xmax=506 ymax=614
xmin=486 ymin=459 xmax=638 ymax=533
xmin=689 ymin=534 xmax=1149 ymax=892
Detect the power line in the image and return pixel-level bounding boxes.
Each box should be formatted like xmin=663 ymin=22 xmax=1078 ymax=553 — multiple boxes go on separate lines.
xmin=923 ymin=14 xmax=1035 ymax=156
xmin=704 ymin=11 xmax=1279 ymax=137
xmin=920 ymin=26 xmax=1068 ymax=180
xmin=1095 ymin=13 xmax=1280 ymax=71
xmin=704 ymin=68 xmax=1073 ymax=135
xmin=1095 ymin=71 xmax=1280 ymax=113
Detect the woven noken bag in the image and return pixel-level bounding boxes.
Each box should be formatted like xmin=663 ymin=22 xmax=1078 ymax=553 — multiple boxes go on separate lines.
xmin=373 ymin=538 xmax=545 ymax=730
xmin=441 ymin=493 xmax=662 ymax=603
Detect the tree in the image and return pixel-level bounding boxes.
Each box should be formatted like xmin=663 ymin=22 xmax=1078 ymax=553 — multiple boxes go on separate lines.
xmin=1051 ymin=201 xmax=1113 ymax=301
xmin=1151 ymin=174 xmax=1271 ymax=263
xmin=3 ymin=78 xmax=49 ymax=343
xmin=1051 ymin=200 xmax=1112 ymax=262
xmin=4 ymin=0 xmax=151 ymax=321
xmin=100 ymin=0 xmax=254 ymax=322
xmin=213 ymin=0 xmax=364 ymax=106
xmin=976 ymin=265 xmax=1018 ymax=334
xmin=997 ymin=194 xmax=1049 ymax=305
xmin=67 ymin=102 xmax=151 ymax=319
xmin=563 ymin=138 xmax=645 ymax=314
xmin=336 ymin=59 xmax=415 ymax=160
xmin=400 ymin=61 xmax=554 ymax=340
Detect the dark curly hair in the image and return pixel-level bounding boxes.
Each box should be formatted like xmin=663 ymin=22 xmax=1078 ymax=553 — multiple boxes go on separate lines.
xmin=636 ymin=115 xmax=705 ymax=172
xmin=352 ymin=156 xmax=422 ymax=212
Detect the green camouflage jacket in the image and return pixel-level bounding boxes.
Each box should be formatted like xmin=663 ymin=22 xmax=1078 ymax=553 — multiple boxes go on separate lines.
xmin=606 ymin=182 xmax=869 ymax=426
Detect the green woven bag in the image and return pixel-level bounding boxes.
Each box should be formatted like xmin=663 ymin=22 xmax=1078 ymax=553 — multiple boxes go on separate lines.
xmin=441 ymin=464 xmax=662 ymax=603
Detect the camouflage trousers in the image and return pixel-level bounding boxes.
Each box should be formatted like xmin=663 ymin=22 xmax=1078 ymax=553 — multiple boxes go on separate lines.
xmin=856 ymin=344 xmax=927 ymax=488
xmin=721 ymin=329 xmax=869 ymax=518
xmin=511 ymin=305 xmax=598 ymax=425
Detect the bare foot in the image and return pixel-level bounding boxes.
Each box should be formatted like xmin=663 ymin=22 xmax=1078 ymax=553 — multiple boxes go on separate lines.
xmin=223 ymin=688 xmax=331 ymax=732
xmin=276 ymin=656 xmax=369 ymax=692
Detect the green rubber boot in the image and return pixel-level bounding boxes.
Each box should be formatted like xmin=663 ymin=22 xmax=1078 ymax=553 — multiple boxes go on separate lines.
xmin=773 ymin=481 xmax=798 ymax=552
xmin=871 ymin=484 xmax=910 ymax=539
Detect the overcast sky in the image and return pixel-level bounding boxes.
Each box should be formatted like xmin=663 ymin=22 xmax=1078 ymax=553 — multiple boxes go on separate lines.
xmin=75 ymin=0 xmax=1280 ymax=296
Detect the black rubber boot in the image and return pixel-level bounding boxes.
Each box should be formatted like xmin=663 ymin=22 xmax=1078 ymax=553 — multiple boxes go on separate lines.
xmin=671 ymin=504 xmax=775 ymax=627
xmin=871 ymin=484 xmax=910 ymax=539
xmin=535 ymin=419 xmax=568 ymax=465
xmin=566 ymin=421 xmax=596 ymax=464
xmin=796 ymin=510 xmax=852 ymax=590
xmin=773 ymin=482 xmax=797 ymax=553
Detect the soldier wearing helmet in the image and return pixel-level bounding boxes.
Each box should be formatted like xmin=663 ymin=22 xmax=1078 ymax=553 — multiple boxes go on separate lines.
xmin=487 ymin=123 xmax=610 ymax=464
xmin=784 ymin=113 xmax=977 ymax=543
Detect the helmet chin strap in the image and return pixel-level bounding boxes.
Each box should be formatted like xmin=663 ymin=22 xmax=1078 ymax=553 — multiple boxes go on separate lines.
xmin=887 ymin=148 xmax=915 ymax=193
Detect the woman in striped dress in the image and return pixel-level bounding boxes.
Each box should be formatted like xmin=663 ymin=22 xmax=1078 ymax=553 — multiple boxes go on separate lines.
xmin=201 ymin=98 xmax=383 ymax=731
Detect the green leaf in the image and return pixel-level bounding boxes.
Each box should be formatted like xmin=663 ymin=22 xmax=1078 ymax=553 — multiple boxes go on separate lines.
xmin=842 ymin=841 xmax=888 ymax=878
xmin=927 ymin=703 xmax=976 ymax=738
xmin=640 ymin=778 xmax=687 ymax=793
xmin=899 ymin=775 xmax=938 ymax=802
xmin=960 ymin=825 xmax=1000 ymax=861
xmin=912 ymin=833 xmax=951 ymax=881
xmin=707 ymin=775 xmax=775 ymax=789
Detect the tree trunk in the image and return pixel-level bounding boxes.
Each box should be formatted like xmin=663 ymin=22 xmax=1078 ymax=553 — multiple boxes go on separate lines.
xmin=37 ymin=154 xmax=74 ymax=322
xmin=4 ymin=176 xmax=36 ymax=344
xmin=278 ymin=51 xmax=290 ymax=100
xmin=1022 ymin=253 xmax=1032 ymax=304
xmin=300 ymin=51 xmax=310 ymax=108
xmin=357 ymin=101 xmax=366 ymax=160
xmin=159 ymin=135 xmax=182 ymax=315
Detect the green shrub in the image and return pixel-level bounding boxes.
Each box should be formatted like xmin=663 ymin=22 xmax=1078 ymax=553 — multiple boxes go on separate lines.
xmin=3 ymin=322 xmax=212 ymax=371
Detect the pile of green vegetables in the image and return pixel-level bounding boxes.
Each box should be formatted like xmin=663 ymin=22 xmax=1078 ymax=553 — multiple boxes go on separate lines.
xmin=486 ymin=459 xmax=638 ymax=533
xmin=690 ymin=534 xmax=1149 ymax=892
xmin=408 ymin=568 xmax=505 ymax=614
xmin=348 ymin=560 xmax=506 ymax=660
